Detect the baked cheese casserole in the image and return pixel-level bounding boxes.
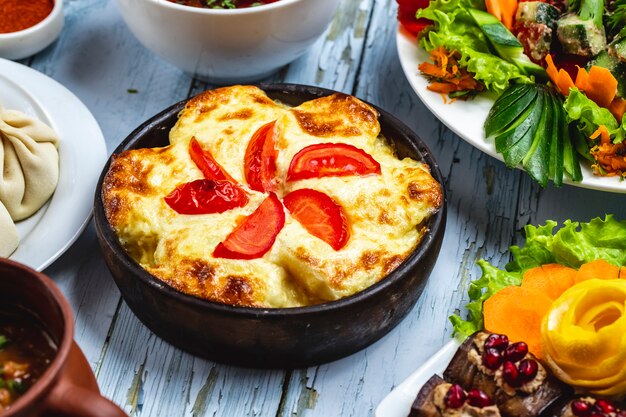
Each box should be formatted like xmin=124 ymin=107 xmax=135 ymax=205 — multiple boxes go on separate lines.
xmin=102 ymin=86 xmax=442 ymax=308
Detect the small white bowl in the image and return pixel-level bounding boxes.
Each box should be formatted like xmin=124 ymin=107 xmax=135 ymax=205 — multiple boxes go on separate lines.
xmin=115 ymin=0 xmax=341 ymax=84
xmin=0 ymin=0 xmax=64 ymax=60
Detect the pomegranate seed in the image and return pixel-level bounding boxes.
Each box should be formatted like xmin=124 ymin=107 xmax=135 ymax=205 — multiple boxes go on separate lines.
xmin=615 ymin=411 xmax=626 ymax=417
xmin=466 ymin=389 xmax=493 ymax=408
xmin=482 ymin=348 xmax=503 ymax=370
xmin=484 ymin=333 xmax=509 ymax=351
xmin=503 ymin=342 xmax=528 ymax=362
xmin=518 ymin=359 xmax=539 ymax=383
xmin=571 ymin=400 xmax=591 ymax=417
xmin=503 ymin=361 xmax=522 ymax=387
xmin=588 ymin=413 xmax=607 ymax=417
xmin=445 ymin=384 xmax=466 ymax=409
xmin=595 ymin=400 xmax=616 ymax=414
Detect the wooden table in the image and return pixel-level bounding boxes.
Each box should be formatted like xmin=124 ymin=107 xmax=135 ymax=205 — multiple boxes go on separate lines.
xmin=24 ymin=0 xmax=626 ymax=415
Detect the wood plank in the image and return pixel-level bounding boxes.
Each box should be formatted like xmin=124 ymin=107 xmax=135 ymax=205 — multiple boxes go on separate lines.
xmin=516 ymin=176 xmax=626 ymax=237
xmin=277 ymin=0 xmax=527 ymax=415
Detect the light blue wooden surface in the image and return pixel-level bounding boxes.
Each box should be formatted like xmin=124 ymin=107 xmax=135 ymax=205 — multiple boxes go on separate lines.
xmin=18 ymin=0 xmax=626 ymax=415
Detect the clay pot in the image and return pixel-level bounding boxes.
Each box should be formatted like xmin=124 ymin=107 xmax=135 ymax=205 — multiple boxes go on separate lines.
xmin=0 ymin=259 xmax=127 ymax=417
xmin=94 ymin=83 xmax=447 ymax=367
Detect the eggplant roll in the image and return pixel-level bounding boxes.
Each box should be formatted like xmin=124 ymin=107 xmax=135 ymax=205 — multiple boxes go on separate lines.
xmin=443 ymin=332 xmax=571 ymax=417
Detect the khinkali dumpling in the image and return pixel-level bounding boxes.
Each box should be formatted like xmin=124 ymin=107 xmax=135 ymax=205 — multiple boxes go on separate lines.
xmin=0 ymin=202 xmax=18 ymax=257
xmin=0 ymin=106 xmax=60 ymax=221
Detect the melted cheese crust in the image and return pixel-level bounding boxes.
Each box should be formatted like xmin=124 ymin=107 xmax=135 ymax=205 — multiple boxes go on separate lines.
xmin=103 ymin=86 xmax=442 ymax=308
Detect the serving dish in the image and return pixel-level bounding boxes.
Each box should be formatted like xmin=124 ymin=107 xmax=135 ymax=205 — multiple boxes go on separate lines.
xmin=0 ymin=58 xmax=107 ymax=271
xmin=0 ymin=0 xmax=64 ymax=60
xmin=376 ymin=340 xmax=460 ymax=417
xmin=376 ymin=216 xmax=626 ymax=417
xmin=115 ymin=0 xmax=340 ymax=84
xmin=396 ymin=28 xmax=626 ymax=194
xmin=0 ymin=258 xmax=127 ymax=417
xmin=94 ymin=83 xmax=447 ymax=367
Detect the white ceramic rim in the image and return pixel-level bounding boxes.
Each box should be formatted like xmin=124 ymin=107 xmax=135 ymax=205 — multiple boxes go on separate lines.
xmin=396 ymin=26 xmax=626 ymax=194
xmin=0 ymin=57 xmax=107 ymax=272
xmin=0 ymin=0 xmax=62 ymax=39
xmin=375 ymin=340 xmax=461 ymax=417
xmin=148 ymin=0 xmax=304 ymax=14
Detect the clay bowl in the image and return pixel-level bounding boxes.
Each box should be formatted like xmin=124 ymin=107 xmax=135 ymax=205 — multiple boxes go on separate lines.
xmin=94 ymin=84 xmax=447 ymax=368
xmin=0 ymin=259 xmax=127 ymax=417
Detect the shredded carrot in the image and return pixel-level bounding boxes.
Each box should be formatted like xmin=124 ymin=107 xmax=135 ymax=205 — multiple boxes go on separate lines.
xmin=419 ymin=46 xmax=484 ymax=101
xmin=590 ymin=141 xmax=626 ymax=177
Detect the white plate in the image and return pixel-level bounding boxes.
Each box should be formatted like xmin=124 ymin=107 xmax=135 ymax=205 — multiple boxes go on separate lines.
xmin=375 ymin=340 xmax=461 ymax=417
xmin=0 ymin=58 xmax=107 ymax=271
xmin=396 ymin=27 xmax=626 ymax=193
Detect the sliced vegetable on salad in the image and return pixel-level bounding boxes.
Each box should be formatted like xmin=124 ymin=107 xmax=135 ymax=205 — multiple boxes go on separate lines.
xmin=398 ymin=0 xmax=626 ymax=183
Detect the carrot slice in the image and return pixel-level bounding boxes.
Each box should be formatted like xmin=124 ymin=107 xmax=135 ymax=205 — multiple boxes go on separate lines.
xmin=574 ymin=66 xmax=590 ymax=92
xmin=521 ymin=264 xmax=577 ymax=301
xmin=556 ymin=69 xmax=575 ymax=97
xmin=586 ymin=66 xmax=618 ymax=108
xmin=485 ymin=0 xmax=503 ymax=25
xmin=546 ymin=55 xmax=560 ymax=87
xmin=609 ymin=98 xmax=626 ymax=123
xmin=620 ymin=266 xmax=626 ymax=279
xmin=574 ymin=259 xmax=621 ymax=283
xmin=484 ymin=286 xmax=553 ymax=358
xmin=546 ymin=55 xmax=574 ymax=96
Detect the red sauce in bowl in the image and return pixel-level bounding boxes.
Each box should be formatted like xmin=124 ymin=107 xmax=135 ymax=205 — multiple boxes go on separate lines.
xmin=167 ymin=0 xmax=280 ymax=8
xmin=0 ymin=0 xmax=54 ymax=34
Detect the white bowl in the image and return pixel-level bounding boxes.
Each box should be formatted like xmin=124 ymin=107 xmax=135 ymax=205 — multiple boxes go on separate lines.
xmin=0 ymin=0 xmax=64 ymax=60
xmin=115 ymin=0 xmax=341 ymax=84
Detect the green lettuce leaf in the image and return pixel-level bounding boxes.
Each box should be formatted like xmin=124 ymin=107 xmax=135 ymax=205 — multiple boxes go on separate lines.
xmin=563 ymin=88 xmax=626 ymax=144
xmin=416 ymin=0 xmax=532 ymax=94
xmin=450 ymin=216 xmax=626 ymax=337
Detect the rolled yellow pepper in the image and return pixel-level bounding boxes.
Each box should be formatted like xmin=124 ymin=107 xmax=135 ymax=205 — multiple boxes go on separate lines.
xmin=541 ymin=279 xmax=626 ymax=398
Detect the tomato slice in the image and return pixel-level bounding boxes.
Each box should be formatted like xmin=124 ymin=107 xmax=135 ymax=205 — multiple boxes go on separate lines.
xmin=164 ymin=179 xmax=249 ymax=215
xmin=286 ymin=143 xmax=382 ymax=182
xmin=189 ymin=137 xmax=237 ymax=183
xmin=244 ymin=121 xmax=278 ymax=192
xmin=213 ymin=192 xmax=285 ymax=259
xmin=283 ymin=188 xmax=349 ymax=251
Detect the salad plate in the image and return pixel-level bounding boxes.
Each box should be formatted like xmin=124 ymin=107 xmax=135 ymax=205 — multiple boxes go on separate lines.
xmin=0 ymin=58 xmax=107 ymax=271
xmin=396 ymin=27 xmax=626 ymax=194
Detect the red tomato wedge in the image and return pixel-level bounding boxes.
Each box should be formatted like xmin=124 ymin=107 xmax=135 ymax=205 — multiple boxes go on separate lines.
xmin=189 ymin=137 xmax=237 ymax=183
xmin=164 ymin=179 xmax=248 ymax=215
xmin=286 ymin=143 xmax=382 ymax=182
xmin=213 ymin=192 xmax=285 ymax=260
xmin=282 ymin=188 xmax=349 ymax=251
xmin=244 ymin=121 xmax=278 ymax=192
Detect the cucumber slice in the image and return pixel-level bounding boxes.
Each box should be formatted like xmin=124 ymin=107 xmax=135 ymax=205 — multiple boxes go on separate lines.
xmin=548 ymin=92 xmax=564 ymax=186
xmin=467 ymin=8 xmax=548 ymax=80
xmin=563 ymin=120 xmax=584 ymax=182
xmin=498 ymin=90 xmax=545 ymax=166
xmin=515 ymin=1 xmax=559 ymax=27
xmin=522 ymin=89 xmax=553 ymax=187
xmin=485 ymin=84 xmax=539 ymax=137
